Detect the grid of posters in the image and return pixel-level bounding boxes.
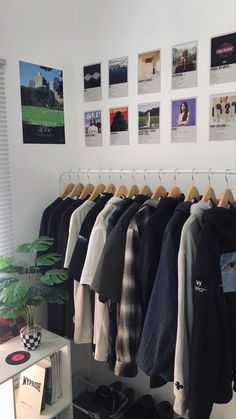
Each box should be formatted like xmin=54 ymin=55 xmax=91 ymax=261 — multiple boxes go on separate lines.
xmin=138 ymin=102 xmax=160 ymax=144
xmin=19 ymin=61 xmax=65 ymax=144
xmin=210 ymin=32 xmax=236 ymax=85
xmin=110 ymin=107 xmax=129 ymax=145
xmin=84 ymin=110 xmax=102 ymax=147
xmin=109 ymin=56 xmax=128 ymax=98
xmin=209 ymin=93 xmax=236 ymax=141
xmin=138 ymin=50 xmax=161 ymax=94
xmin=171 ymin=98 xmax=197 ymax=143
xmin=84 ymin=63 xmax=102 ymax=102
xmin=172 ymin=41 xmax=198 ymax=89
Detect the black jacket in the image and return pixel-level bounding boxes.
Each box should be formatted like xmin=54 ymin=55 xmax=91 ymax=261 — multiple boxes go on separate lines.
xmin=189 ymin=207 xmax=236 ymax=419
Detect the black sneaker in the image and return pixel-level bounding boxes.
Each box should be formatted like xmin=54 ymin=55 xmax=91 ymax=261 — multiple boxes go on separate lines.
xmin=155 ymin=401 xmax=173 ymax=419
xmin=100 ymin=388 xmax=135 ymax=419
xmin=122 ymin=394 xmax=158 ymax=419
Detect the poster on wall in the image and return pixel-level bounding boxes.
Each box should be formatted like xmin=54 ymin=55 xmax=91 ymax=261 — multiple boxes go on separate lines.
xmin=84 ymin=110 xmax=102 ymax=147
xmin=138 ymin=50 xmax=161 ymax=94
xmin=138 ymin=102 xmax=160 ymax=144
xmin=172 ymin=41 xmax=198 ymax=89
xmin=171 ymin=98 xmax=197 ymax=143
xmin=209 ymin=93 xmax=236 ymax=141
xmin=84 ymin=63 xmax=102 ymax=102
xmin=19 ymin=61 xmax=65 ymax=144
xmin=210 ymin=32 xmax=236 ymax=85
xmin=110 ymin=106 xmax=129 ymax=145
xmin=109 ymin=56 xmax=128 ymax=98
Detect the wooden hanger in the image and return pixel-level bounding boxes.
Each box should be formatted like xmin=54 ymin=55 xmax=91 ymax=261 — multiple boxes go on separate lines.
xmin=202 ymin=186 xmax=218 ymax=205
xmin=104 ymin=183 xmax=116 ymax=194
xmin=79 ymin=183 xmax=95 ymax=200
xmin=67 ymin=182 xmax=84 ymax=199
xmin=218 ymin=188 xmax=235 ymax=208
xmin=60 ymin=183 xmax=74 ymax=199
xmin=151 ymin=185 xmax=168 ymax=200
xmin=126 ymin=184 xmax=139 ymax=198
xmin=139 ymin=184 xmax=152 ymax=197
xmin=114 ymin=184 xmax=128 ymax=197
xmin=89 ymin=183 xmax=106 ymax=201
xmin=168 ymin=186 xmax=182 ymax=198
xmin=184 ymin=185 xmax=200 ymax=202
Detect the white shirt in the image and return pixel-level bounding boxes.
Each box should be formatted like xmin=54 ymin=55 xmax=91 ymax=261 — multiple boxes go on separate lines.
xmin=64 ymin=200 xmax=95 ymax=268
xmin=74 ymin=197 xmax=122 ymax=360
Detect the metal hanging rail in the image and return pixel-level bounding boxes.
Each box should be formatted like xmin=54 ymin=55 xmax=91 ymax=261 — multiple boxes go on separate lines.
xmin=59 ymin=168 xmax=236 ymax=183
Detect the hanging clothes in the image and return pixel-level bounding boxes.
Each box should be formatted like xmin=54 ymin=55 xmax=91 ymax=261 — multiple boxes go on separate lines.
xmin=189 ymin=207 xmax=236 ymax=419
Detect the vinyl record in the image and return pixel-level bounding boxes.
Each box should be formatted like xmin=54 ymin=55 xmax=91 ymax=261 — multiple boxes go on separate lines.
xmin=5 ymin=351 xmax=31 ymax=365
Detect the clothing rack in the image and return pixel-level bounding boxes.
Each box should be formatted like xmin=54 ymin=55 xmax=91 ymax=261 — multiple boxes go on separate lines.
xmin=59 ymin=168 xmax=236 ymax=188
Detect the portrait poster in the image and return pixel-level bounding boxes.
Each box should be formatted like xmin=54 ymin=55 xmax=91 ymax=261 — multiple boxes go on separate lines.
xmin=138 ymin=102 xmax=160 ymax=144
xmin=209 ymin=93 xmax=236 ymax=141
xmin=109 ymin=56 xmax=128 ymax=98
xmin=84 ymin=110 xmax=102 ymax=147
xmin=138 ymin=50 xmax=161 ymax=94
xmin=210 ymin=32 xmax=236 ymax=85
xmin=19 ymin=61 xmax=65 ymax=144
xmin=84 ymin=63 xmax=102 ymax=102
xmin=171 ymin=98 xmax=197 ymax=143
xmin=110 ymin=106 xmax=129 ymax=145
xmin=172 ymin=41 xmax=198 ymax=89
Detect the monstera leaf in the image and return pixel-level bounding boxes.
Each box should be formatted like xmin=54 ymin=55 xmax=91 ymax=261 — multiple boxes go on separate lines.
xmin=36 ymin=253 xmax=61 ymax=266
xmin=0 ymin=280 xmax=28 ymax=305
xmin=44 ymin=287 xmax=69 ymax=304
xmin=0 ymin=277 xmax=18 ymax=293
xmin=40 ymin=269 xmax=68 ymax=286
xmin=0 ymin=303 xmax=24 ymax=319
xmin=0 ymin=256 xmax=15 ymax=272
xmin=29 ymin=236 xmax=54 ymax=252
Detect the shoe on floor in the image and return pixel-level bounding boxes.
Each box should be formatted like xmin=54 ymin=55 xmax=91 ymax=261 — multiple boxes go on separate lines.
xmin=122 ymin=394 xmax=158 ymax=419
xmin=100 ymin=387 xmax=135 ymax=419
xmin=155 ymin=401 xmax=173 ymax=419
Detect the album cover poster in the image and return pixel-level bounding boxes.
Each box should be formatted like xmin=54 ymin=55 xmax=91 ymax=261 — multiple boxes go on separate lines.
xmin=109 ymin=56 xmax=128 ymax=98
xmin=138 ymin=50 xmax=161 ymax=94
xmin=84 ymin=63 xmax=102 ymax=102
xmin=19 ymin=61 xmax=65 ymax=144
xmin=209 ymin=93 xmax=236 ymax=141
xmin=110 ymin=106 xmax=129 ymax=145
xmin=210 ymin=32 xmax=236 ymax=84
xmin=172 ymin=41 xmax=198 ymax=89
xmin=84 ymin=110 xmax=102 ymax=147
xmin=171 ymin=98 xmax=197 ymax=143
xmin=138 ymin=102 xmax=160 ymax=144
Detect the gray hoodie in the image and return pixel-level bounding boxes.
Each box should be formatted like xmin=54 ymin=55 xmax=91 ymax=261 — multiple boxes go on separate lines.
xmin=173 ymin=201 xmax=212 ymax=416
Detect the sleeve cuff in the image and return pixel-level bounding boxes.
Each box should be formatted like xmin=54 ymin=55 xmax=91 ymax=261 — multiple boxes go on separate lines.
xmin=114 ymin=360 xmax=138 ymax=377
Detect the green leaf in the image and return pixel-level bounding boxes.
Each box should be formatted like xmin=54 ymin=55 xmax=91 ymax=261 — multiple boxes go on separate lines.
xmin=0 ymin=256 xmax=14 ymax=272
xmin=36 ymin=253 xmax=61 ymax=266
xmin=0 ymin=277 xmax=18 ymax=293
xmin=40 ymin=269 xmax=68 ymax=286
xmin=16 ymin=243 xmax=31 ymax=253
xmin=30 ymin=236 xmax=54 ymax=252
xmin=44 ymin=287 xmax=69 ymax=304
xmin=0 ymin=281 xmax=28 ymax=305
xmin=0 ymin=303 xmax=24 ymax=319
xmin=27 ymin=284 xmax=50 ymax=302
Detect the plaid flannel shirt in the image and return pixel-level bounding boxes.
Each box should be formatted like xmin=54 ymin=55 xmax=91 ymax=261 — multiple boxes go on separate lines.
xmin=115 ymin=200 xmax=159 ymax=377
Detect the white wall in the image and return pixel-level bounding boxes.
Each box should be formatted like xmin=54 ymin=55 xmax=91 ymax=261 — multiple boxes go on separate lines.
xmin=0 ymin=0 xmax=236 ymax=417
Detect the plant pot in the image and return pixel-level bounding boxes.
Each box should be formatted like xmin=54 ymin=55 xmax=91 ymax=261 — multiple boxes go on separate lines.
xmin=20 ymin=325 xmax=42 ymax=350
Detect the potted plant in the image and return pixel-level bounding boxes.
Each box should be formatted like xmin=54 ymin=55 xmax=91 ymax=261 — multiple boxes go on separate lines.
xmin=0 ymin=236 xmax=68 ymax=350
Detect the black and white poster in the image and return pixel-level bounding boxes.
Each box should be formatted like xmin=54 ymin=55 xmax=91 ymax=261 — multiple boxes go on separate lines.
xmin=138 ymin=50 xmax=161 ymax=94
xmin=210 ymin=93 xmax=236 ymax=141
xmin=110 ymin=106 xmax=129 ymax=145
xmin=172 ymin=41 xmax=198 ymax=89
xmin=84 ymin=63 xmax=102 ymax=102
xmin=138 ymin=102 xmax=160 ymax=144
xmin=210 ymin=32 xmax=236 ymax=85
xmin=109 ymin=56 xmax=128 ymax=98
xmin=84 ymin=110 xmax=102 ymax=147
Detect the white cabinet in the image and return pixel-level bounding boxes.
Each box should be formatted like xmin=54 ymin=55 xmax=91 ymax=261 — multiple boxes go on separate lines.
xmin=0 ymin=328 xmax=73 ymax=419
